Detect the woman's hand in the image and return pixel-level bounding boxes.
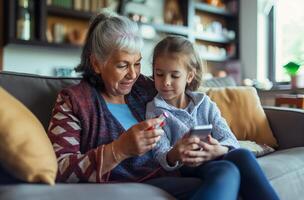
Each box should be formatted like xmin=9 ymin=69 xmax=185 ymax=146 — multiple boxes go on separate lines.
xmin=183 ymin=135 xmax=229 ymax=167
xmin=113 ymin=118 xmax=164 ymax=161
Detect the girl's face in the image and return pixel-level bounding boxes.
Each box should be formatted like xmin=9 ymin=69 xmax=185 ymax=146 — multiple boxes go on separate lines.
xmin=92 ymin=50 xmax=142 ymax=102
xmin=153 ymin=54 xmax=195 ymax=107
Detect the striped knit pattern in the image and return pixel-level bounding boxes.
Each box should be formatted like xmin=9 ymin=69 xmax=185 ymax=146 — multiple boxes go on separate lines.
xmin=47 ymin=75 xmax=172 ymax=183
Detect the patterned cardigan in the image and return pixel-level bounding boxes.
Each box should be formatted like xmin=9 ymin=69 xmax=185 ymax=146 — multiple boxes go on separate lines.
xmin=47 ymin=75 xmax=170 ymax=183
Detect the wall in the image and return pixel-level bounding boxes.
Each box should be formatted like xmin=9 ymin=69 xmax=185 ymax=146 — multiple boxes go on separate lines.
xmin=240 ymin=0 xmax=258 ymax=80
xmin=3 ymin=41 xmax=155 ymax=76
xmin=3 ymin=45 xmax=81 ymax=76
xmin=240 ymin=0 xmax=272 ymax=81
xmin=0 ymin=0 xmax=3 ymax=70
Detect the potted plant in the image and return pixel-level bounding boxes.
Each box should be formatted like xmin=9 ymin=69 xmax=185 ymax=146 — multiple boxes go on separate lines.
xmin=283 ymin=61 xmax=303 ymax=89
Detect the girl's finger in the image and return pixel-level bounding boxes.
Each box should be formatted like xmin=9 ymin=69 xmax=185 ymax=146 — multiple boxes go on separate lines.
xmin=187 ymin=136 xmax=201 ymax=144
xmin=184 ymin=150 xmax=208 ymax=157
xmin=207 ymin=135 xmax=219 ymax=145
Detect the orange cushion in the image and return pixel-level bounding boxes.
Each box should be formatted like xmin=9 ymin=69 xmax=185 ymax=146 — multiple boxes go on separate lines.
xmin=0 ymin=87 xmax=57 ymax=184
xmin=205 ymin=86 xmax=278 ymax=147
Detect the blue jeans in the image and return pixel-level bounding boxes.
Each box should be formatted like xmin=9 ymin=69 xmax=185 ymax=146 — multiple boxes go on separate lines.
xmin=181 ymin=148 xmax=279 ymax=200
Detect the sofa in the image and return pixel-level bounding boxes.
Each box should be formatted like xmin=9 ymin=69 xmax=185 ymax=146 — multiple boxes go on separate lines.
xmin=0 ymin=71 xmax=304 ymax=200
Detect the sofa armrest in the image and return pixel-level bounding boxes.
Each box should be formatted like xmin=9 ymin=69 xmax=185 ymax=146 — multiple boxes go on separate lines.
xmin=263 ymin=106 xmax=304 ymax=150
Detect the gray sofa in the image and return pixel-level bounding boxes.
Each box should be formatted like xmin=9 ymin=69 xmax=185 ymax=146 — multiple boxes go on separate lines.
xmin=0 ymin=71 xmax=304 ymax=200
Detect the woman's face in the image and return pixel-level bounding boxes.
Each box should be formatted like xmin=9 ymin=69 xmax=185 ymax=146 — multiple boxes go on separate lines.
xmin=92 ymin=50 xmax=142 ymax=98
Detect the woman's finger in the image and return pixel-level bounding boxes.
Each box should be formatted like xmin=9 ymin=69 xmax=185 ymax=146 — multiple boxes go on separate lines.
xmin=145 ymin=136 xmax=161 ymax=145
xmin=129 ymin=118 xmax=163 ymax=132
xmin=144 ymin=129 xmax=164 ymax=139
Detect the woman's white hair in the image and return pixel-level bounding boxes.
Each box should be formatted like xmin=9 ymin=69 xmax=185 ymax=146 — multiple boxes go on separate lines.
xmin=91 ymin=11 xmax=143 ymax=63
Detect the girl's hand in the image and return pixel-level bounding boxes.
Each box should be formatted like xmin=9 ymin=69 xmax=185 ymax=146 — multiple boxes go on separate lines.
xmin=183 ymin=135 xmax=229 ymax=166
xmin=113 ymin=118 xmax=164 ymax=161
xmin=167 ymin=136 xmax=202 ymax=166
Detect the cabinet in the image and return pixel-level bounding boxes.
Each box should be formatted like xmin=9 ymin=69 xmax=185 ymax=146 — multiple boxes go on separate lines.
xmin=3 ymin=0 xmax=239 ymax=77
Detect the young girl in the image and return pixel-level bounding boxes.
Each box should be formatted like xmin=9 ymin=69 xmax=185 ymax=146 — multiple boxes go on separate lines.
xmin=146 ymin=36 xmax=279 ymax=200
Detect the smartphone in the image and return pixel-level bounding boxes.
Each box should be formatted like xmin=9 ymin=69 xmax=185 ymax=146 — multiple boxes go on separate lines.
xmin=190 ymin=124 xmax=213 ymax=140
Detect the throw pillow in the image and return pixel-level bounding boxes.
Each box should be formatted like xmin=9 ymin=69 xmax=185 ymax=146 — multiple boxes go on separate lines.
xmin=0 ymin=87 xmax=57 ymax=185
xmin=239 ymin=140 xmax=275 ymax=157
xmin=205 ymin=86 xmax=278 ymax=147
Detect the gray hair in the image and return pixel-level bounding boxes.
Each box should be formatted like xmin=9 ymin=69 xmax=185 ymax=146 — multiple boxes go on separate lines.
xmin=76 ymin=11 xmax=143 ymax=88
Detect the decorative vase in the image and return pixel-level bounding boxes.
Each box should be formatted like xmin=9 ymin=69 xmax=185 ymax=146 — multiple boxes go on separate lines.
xmin=291 ymin=75 xmax=297 ymax=89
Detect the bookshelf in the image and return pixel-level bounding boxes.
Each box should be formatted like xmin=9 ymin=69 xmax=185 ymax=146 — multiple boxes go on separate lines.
xmin=2 ymin=0 xmax=240 ymax=77
xmin=3 ymin=0 xmax=96 ymax=48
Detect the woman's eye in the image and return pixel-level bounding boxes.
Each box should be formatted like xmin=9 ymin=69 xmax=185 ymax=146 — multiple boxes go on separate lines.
xmin=134 ymin=62 xmax=141 ymax=67
xmin=117 ymin=64 xmax=128 ymax=68
xmin=155 ymin=73 xmax=163 ymax=77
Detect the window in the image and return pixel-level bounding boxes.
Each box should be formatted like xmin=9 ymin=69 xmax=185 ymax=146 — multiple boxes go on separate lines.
xmin=271 ymin=0 xmax=304 ymax=83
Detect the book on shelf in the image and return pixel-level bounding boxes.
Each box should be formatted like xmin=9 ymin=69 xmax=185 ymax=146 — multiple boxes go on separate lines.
xmin=73 ymin=0 xmax=82 ymax=10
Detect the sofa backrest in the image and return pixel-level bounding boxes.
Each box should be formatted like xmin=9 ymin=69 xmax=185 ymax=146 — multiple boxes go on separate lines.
xmin=0 ymin=71 xmax=80 ymax=130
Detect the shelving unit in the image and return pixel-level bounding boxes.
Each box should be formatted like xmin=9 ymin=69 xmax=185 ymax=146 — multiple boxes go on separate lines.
xmin=140 ymin=23 xmax=189 ymax=36
xmin=2 ymin=0 xmax=240 ymax=77
xmin=47 ymin=6 xmax=93 ymax=20
xmin=193 ymin=2 xmax=236 ymax=18
xmin=188 ymin=0 xmax=239 ymax=76
xmin=3 ymin=0 xmax=95 ymax=49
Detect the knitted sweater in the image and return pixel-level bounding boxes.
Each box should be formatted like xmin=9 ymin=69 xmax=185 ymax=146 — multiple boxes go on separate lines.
xmin=47 ymin=75 xmax=170 ymax=183
xmin=146 ymin=91 xmax=240 ymax=171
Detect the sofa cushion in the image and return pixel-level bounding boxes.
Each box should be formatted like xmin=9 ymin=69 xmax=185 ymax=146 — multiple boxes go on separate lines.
xmin=0 ymin=87 xmax=57 ymax=185
xmin=205 ymin=87 xmax=278 ymax=147
xmin=258 ymin=147 xmax=304 ymax=200
xmin=0 ymin=183 xmax=175 ymax=200
xmin=0 ymin=71 xmax=80 ymax=130
xmin=239 ymin=140 xmax=275 ymax=157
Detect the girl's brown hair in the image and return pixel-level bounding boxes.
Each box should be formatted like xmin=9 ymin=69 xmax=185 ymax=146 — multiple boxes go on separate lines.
xmin=152 ymin=35 xmax=203 ymax=91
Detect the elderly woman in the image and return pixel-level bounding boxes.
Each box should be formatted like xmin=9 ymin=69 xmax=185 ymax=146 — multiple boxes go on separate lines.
xmin=47 ymin=12 xmax=201 ymax=199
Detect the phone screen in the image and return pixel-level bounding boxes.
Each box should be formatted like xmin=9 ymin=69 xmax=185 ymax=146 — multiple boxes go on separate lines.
xmin=190 ymin=124 xmax=212 ymax=140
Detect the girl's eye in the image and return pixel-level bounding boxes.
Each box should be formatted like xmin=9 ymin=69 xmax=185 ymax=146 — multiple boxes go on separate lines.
xmin=172 ymin=74 xmax=180 ymax=79
xmin=155 ymin=73 xmax=163 ymax=77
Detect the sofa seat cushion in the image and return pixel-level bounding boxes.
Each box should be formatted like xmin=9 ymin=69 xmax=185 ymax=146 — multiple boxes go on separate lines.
xmin=0 ymin=183 xmax=175 ymax=200
xmin=258 ymin=147 xmax=304 ymax=200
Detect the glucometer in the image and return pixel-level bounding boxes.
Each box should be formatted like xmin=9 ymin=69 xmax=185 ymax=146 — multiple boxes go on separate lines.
xmin=147 ymin=112 xmax=168 ymax=130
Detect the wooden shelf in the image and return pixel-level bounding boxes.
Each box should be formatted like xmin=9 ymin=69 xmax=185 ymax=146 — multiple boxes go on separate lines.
xmin=47 ymin=6 xmax=94 ymax=20
xmin=194 ymin=3 xmax=236 ymax=17
xmin=3 ymin=0 xmax=240 ymax=74
xmin=139 ymin=23 xmax=189 ymax=36
xmin=7 ymin=39 xmax=82 ymax=49
xmin=194 ymin=33 xmax=234 ymax=44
